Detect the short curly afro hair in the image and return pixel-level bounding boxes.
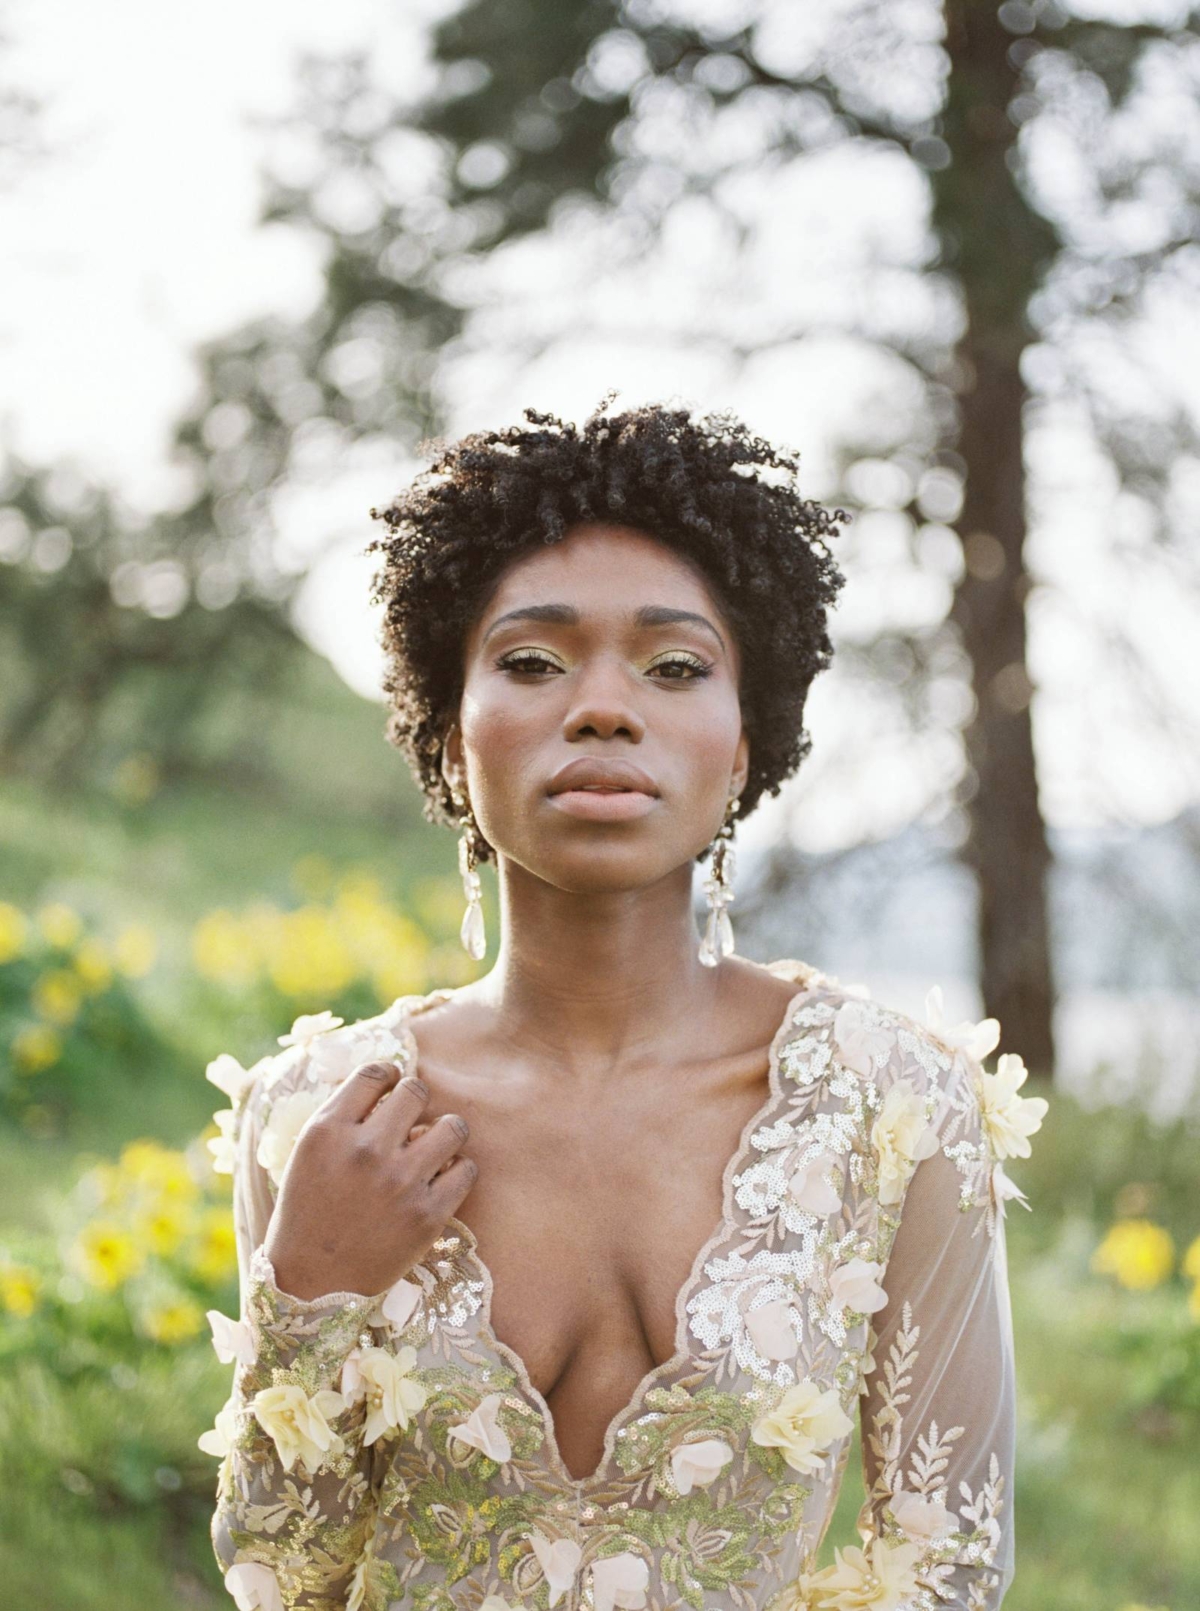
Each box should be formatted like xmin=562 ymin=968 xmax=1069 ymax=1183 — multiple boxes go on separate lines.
xmin=366 ymin=393 xmax=849 ymax=864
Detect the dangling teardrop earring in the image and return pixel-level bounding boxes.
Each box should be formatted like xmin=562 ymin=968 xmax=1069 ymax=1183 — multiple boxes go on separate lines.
xmin=454 ymin=794 xmax=487 ymax=961
xmin=698 ymin=792 xmax=740 ymax=968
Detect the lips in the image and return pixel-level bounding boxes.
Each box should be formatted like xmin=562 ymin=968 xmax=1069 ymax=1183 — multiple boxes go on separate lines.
xmin=546 ymin=757 xmax=660 ymax=797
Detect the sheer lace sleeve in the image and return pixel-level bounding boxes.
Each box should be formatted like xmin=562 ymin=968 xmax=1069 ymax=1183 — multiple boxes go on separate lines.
xmin=207 ymin=1058 xmax=390 ymax=1611
xmin=852 ymin=1032 xmax=1023 ymax=1610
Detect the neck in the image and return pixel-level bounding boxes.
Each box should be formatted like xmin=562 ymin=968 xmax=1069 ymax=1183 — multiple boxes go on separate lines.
xmin=474 ymin=854 xmax=723 ymax=1072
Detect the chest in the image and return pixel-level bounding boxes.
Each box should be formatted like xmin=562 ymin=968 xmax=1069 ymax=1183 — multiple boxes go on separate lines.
xmin=421 ymin=1050 xmax=774 ymax=1437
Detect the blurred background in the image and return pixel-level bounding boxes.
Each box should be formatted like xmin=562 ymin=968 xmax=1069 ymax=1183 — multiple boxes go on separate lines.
xmin=0 ymin=0 xmax=1197 ymax=1605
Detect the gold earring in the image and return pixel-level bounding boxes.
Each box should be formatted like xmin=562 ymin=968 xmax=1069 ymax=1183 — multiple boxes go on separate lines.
xmin=454 ymin=793 xmax=487 ymax=961
xmin=699 ymin=792 xmax=740 ymax=968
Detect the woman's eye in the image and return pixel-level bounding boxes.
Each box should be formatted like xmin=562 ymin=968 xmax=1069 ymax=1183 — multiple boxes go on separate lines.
xmin=497 ymin=650 xmax=562 ymax=675
xmin=647 ymin=654 xmax=713 ymax=681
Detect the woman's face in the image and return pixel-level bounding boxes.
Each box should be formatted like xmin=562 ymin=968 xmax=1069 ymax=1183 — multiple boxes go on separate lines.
xmin=442 ymin=523 xmax=749 ymax=894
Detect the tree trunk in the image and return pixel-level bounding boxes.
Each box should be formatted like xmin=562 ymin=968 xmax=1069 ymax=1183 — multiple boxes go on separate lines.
xmin=940 ymin=1 xmax=1059 ymax=1075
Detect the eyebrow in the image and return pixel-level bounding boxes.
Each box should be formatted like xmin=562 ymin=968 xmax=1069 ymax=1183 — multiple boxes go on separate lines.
xmin=481 ymin=602 xmax=727 ymax=653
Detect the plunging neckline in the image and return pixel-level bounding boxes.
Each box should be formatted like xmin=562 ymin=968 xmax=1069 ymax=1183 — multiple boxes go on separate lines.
xmin=391 ymin=959 xmax=820 ymax=1489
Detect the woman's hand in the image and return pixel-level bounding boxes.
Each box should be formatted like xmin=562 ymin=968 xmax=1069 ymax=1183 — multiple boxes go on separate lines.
xmin=262 ymin=1060 xmax=476 ymax=1302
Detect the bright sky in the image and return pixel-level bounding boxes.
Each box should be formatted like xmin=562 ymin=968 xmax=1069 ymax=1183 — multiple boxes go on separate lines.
xmin=2 ymin=0 xmax=1197 ymax=854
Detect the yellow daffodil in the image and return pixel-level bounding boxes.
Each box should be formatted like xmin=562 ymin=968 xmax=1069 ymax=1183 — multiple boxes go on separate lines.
xmin=11 ymin=1023 xmax=63 ymax=1073
xmin=31 ymin=969 xmax=84 ymax=1025
xmin=1091 ymin=1219 xmax=1175 ymax=1290
xmin=143 ymin=1297 xmax=205 ymax=1343
xmin=75 ymin=1221 xmax=144 ymax=1289
xmin=0 ymin=901 xmax=28 ymax=962
xmin=114 ymin=924 xmax=157 ymax=978
xmin=0 ymin=1264 xmax=42 ymax=1317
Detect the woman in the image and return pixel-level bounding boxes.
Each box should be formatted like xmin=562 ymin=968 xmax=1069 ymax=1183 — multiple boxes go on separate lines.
xmin=204 ymin=399 xmax=1045 ymax=1611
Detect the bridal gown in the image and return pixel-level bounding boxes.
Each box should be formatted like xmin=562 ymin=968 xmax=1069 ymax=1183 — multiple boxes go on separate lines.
xmin=205 ymin=959 xmax=1038 ymax=1611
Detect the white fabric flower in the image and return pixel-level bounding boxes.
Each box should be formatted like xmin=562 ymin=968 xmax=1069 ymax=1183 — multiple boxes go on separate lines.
xmin=224 ymin=1561 xmax=284 ymax=1611
xmin=671 ymin=1437 xmax=734 ymax=1494
xmin=832 ymin=1003 xmax=895 ymax=1078
xmin=307 ymin=1022 xmax=407 ymax=1087
xmin=828 ymin=1256 xmax=888 ymax=1317
xmin=340 ymin=1343 xmax=427 ymax=1444
xmin=480 ymin=1597 xmax=527 ymax=1611
xmin=368 ymin=1273 xmax=423 ymax=1334
xmin=590 ymin=1551 xmax=649 ymax=1611
xmin=256 ymin=1088 xmax=324 ymax=1187
xmin=250 ymin=1382 xmax=346 ymax=1475
xmin=892 ymin=1489 xmax=958 ymax=1543
xmin=206 ymin=1308 xmax=255 ymax=1367
xmin=924 ymin=984 xmax=1000 ymax=1061
xmin=197 ymin=1396 xmax=238 ymax=1458
xmin=750 ymin=1378 xmax=854 ymax=1475
xmin=870 ymin=1079 xmax=940 ymax=1206
xmin=744 ymin=1297 xmax=801 ymax=1361
xmin=278 ymin=1010 xmax=345 ymax=1048
xmin=787 ymin=1150 xmax=844 ymax=1215
xmin=991 ymin=1160 xmax=1032 ymax=1217
xmin=527 ymin=1532 xmax=583 ymax=1608
xmin=206 ymin=1052 xmax=264 ymax=1107
xmin=448 ymin=1391 xmax=512 ymax=1462
xmin=979 ymin=1052 xmax=1049 ymax=1161
xmin=206 ymin=1108 xmax=237 ymax=1175
xmin=804 ymin=1535 xmax=922 ymax=1610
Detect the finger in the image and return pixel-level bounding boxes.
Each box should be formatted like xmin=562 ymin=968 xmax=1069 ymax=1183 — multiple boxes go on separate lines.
xmin=409 ymin=1112 xmax=470 ymax=1182
xmin=322 ymin=1061 xmax=425 ymax=1125
xmin=428 ymin=1153 xmax=478 ymax=1211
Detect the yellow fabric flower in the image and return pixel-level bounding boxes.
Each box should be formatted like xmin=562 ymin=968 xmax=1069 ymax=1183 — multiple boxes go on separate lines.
xmin=750 ymin=1378 xmax=854 ymax=1474
xmin=341 ymin=1344 xmax=428 ymax=1444
xmin=251 ymin=1382 xmax=346 ymax=1475
xmin=978 ymin=1053 xmax=1048 ymax=1161
xmin=869 ymin=1080 xmax=939 ymax=1206
xmin=804 ymin=1536 xmax=922 ymax=1610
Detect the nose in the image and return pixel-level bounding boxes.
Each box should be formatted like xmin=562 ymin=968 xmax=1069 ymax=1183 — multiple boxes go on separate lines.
xmin=562 ymin=656 xmax=646 ymax=743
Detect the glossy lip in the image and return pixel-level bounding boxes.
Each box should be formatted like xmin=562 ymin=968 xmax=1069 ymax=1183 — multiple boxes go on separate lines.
xmin=545 ymin=756 xmax=661 ymax=797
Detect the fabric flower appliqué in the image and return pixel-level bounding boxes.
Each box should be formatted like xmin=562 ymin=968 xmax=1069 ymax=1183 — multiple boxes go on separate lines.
xmin=750 ymin=1378 xmax=854 ymax=1474
xmin=307 ymin=1021 xmax=407 ymax=1087
xmin=591 ymin=1550 xmax=650 ymax=1611
xmin=206 ymin=1307 xmax=255 ymax=1367
xmin=206 ymin=1052 xmax=265 ymax=1108
xmin=224 ymin=1560 xmax=284 ymax=1611
xmin=891 ymin=1489 xmax=958 ymax=1544
xmin=832 ymin=1003 xmax=895 ymax=1079
xmin=978 ymin=1052 xmax=1049 ymax=1161
xmin=870 ymin=1080 xmax=939 ymax=1206
xmin=744 ymin=1297 xmax=801 ymax=1361
xmin=206 ymin=1108 xmax=237 ymax=1176
xmin=341 ymin=1343 xmax=427 ymax=1443
xmin=448 ymin=1390 xmax=512 ymax=1462
xmin=250 ymin=1381 xmax=346 ymax=1475
xmin=827 ymin=1256 xmax=888 ymax=1318
xmin=527 ymin=1532 xmax=583 ymax=1608
xmin=198 ymin=1396 xmax=238 ymax=1458
xmin=788 ymin=1150 xmax=844 ymax=1216
xmin=924 ymin=985 xmax=1000 ymax=1062
xmin=671 ymin=1436 xmax=734 ymax=1494
xmin=256 ymin=1087 xmax=324 ymax=1187
xmin=803 ymin=1535 xmax=922 ymax=1610
xmin=277 ymin=1010 xmax=345 ymax=1048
